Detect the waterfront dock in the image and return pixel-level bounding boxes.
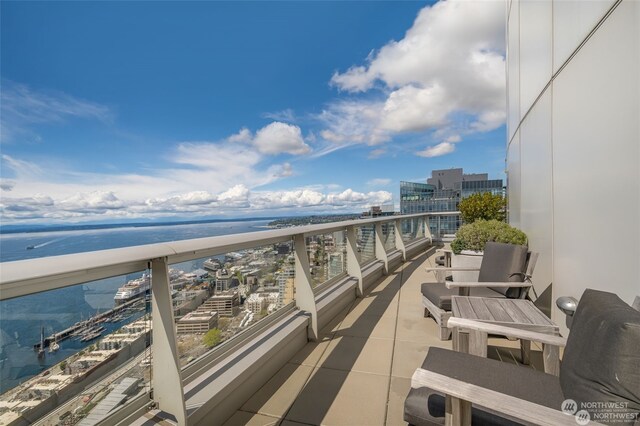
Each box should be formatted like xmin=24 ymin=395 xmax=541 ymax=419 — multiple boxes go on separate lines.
xmin=33 ymin=298 xmax=144 ymax=351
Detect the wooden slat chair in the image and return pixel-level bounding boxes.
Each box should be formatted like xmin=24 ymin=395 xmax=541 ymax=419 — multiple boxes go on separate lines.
xmin=422 ymin=241 xmax=539 ymax=340
xmin=405 ymin=289 xmax=640 ymax=426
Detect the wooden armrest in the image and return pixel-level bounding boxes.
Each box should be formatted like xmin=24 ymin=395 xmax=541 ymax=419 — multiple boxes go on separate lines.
xmin=445 ymin=281 xmax=531 ymax=288
xmin=411 ymin=369 xmax=602 ymax=426
xmin=425 ymin=267 xmax=480 ymax=273
xmin=447 ymin=317 xmax=566 ymax=347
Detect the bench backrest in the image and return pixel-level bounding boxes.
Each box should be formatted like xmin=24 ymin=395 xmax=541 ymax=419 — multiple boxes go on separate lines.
xmin=560 ymin=289 xmax=640 ymax=422
xmin=478 ymin=242 xmax=529 ymax=298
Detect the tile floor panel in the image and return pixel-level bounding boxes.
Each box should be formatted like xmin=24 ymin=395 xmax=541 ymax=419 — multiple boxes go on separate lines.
xmin=240 ymin=363 xmax=315 ymax=419
xmin=386 ymin=377 xmax=412 ymax=426
xmin=333 ymin=312 xmax=397 ymax=340
xmin=347 ymin=294 xmax=399 ymax=319
xmin=288 ymin=335 xmax=333 ymax=367
xmin=284 ymin=368 xmax=390 ymax=426
xmin=222 ymin=411 xmax=280 ymax=426
xmin=317 ymin=335 xmax=394 ymax=376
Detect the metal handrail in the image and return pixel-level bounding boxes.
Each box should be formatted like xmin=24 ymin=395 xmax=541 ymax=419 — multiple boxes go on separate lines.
xmin=0 ymin=211 xmax=458 ymax=300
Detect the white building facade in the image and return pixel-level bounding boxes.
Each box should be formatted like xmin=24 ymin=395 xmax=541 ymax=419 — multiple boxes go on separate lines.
xmin=506 ymin=0 xmax=639 ymax=328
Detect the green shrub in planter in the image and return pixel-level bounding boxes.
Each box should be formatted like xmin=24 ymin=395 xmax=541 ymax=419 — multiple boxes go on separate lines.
xmin=451 ymin=219 xmax=527 ymax=254
xmin=458 ymin=192 xmax=506 ymax=223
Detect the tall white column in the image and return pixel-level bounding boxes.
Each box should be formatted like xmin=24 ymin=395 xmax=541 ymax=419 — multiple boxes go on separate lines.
xmin=293 ymin=234 xmax=318 ymax=341
xmin=346 ymin=225 xmax=364 ymax=296
xmin=151 ymin=257 xmax=187 ymax=425
xmin=375 ymin=222 xmax=389 ymax=274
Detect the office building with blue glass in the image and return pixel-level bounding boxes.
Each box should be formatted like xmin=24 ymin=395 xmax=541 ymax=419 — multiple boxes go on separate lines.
xmin=400 ymin=168 xmax=503 ymax=238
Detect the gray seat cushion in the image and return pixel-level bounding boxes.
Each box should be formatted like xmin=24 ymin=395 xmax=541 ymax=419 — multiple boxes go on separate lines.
xmin=421 ymin=283 xmax=504 ymax=311
xmin=560 ymin=289 xmax=640 ymax=424
xmin=478 ymin=242 xmax=529 ymax=298
xmin=405 ymin=347 xmax=564 ymax=426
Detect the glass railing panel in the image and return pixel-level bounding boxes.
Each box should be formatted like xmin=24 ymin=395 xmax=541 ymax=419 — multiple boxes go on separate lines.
xmin=306 ymin=230 xmax=347 ymax=288
xmin=401 ymin=218 xmax=421 ymax=243
xmin=0 ymin=272 xmax=152 ymax=425
xmin=428 ymin=214 xmax=461 ymax=239
xmin=169 ymin=241 xmax=295 ymax=365
xmin=356 ymin=225 xmax=376 ymax=265
xmin=416 ymin=217 xmax=426 ymax=238
xmin=382 ymin=222 xmax=396 ymax=252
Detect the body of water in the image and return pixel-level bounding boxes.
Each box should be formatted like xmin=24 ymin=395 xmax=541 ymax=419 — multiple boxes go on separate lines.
xmin=0 ymin=219 xmax=270 ymax=393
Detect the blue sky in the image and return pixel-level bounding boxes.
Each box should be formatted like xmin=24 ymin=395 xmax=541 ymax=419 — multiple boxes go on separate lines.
xmin=0 ymin=1 xmax=507 ymax=223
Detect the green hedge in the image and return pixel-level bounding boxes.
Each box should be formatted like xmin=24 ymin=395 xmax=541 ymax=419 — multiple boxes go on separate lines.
xmin=458 ymin=192 xmax=506 ymax=223
xmin=451 ymin=220 xmax=527 ymax=254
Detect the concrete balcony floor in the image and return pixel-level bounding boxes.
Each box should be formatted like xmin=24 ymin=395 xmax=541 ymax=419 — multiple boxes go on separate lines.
xmin=221 ymin=248 xmax=546 ymax=426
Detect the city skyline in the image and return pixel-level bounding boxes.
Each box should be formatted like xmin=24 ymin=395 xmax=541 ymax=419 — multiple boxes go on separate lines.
xmin=1 ymin=1 xmax=507 ymax=224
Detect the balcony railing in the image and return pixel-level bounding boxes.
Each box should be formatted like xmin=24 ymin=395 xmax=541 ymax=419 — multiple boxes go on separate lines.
xmin=0 ymin=211 xmax=458 ymax=425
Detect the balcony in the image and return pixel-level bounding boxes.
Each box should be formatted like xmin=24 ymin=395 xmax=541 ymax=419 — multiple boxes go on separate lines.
xmin=0 ymin=212 xmax=544 ymax=426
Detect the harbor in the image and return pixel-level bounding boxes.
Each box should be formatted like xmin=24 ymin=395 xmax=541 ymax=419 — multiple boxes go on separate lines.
xmin=32 ymin=298 xmax=144 ymax=353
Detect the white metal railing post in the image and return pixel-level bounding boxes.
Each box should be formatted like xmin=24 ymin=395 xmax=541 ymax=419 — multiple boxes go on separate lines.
xmin=374 ymin=222 xmax=389 ymax=274
xmin=394 ymin=219 xmax=407 ymax=261
xmin=150 ymin=257 xmax=187 ymax=425
xmin=346 ymin=225 xmax=364 ymax=296
xmin=424 ymin=214 xmax=433 ymax=243
xmin=293 ymin=233 xmax=318 ymax=341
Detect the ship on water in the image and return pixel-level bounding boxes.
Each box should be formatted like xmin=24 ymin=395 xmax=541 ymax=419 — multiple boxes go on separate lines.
xmin=114 ymin=269 xmax=186 ymax=304
xmin=114 ymin=273 xmax=151 ymax=305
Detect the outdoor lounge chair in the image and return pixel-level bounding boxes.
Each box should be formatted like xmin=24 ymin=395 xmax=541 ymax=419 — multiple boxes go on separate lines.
xmin=422 ymin=242 xmax=538 ymax=340
xmin=405 ymin=289 xmax=640 ymax=426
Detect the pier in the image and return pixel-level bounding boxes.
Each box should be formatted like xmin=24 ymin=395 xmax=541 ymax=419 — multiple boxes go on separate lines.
xmin=33 ymin=298 xmax=144 ymax=351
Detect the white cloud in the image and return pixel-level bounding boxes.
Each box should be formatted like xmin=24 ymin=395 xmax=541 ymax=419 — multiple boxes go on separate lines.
xmin=379 ymin=84 xmax=451 ymax=132
xmin=227 ymin=128 xmax=252 ymax=144
xmin=331 ymin=65 xmax=374 ymax=93
xmin=1 ymin=81 xmax=112 ymax=143
xmin=59 ymin=191 xmax=125 ymax=212
xmin=218 ymin=184 xmax=251 ymax=208
xmin=417 ymin=142 xmax=456 ymax=158
xmin=271 ymin=162 xmax=293 ymax=178
xmin=0 ymin=179 xmax=394 ymax=221
xmin=368 ymin=148 xmax=387 ymax=159
xmin=325 ymin=0 xmax=506 ymax=151
xmin=262 ymin=108 xmax=296 ymax=122
xmin=251 ymin=188 xmax=391 ymax=210
xmin=253 ymin=122 xmax=310 ymax=155
xmin=317 ymin=100 xmax=390 ymax=146
xmin=0 ymin=179 xmax=15 ymax=191
xmin=227 ymin=122 xmax=311 ymax=155
xmin=173 ymin=142 xmax=261 ymax=170
xmin=146 ymin=191 xmax=218 ymax=208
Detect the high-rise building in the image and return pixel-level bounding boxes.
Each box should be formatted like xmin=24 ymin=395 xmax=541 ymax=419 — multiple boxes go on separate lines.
xmin=176 ymin=311 xmax=219 ymax=335
xmin=198 ymin=291 xmax=239 ymax=317
xmin=277 ymin=267 xmax=295 ymax=307
xmin=214 ymin=269 xmax=232 ymax=293
xmin=400 ymin=168 xmax=503 ymax=237
xmin=355 ymin=225 xmax=376 ymax=265
xmin=327 ymin=252 xmax=345 ymax=279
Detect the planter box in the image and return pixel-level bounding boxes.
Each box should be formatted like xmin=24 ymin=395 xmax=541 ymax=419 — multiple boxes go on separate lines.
xmin=451 ymin=251 xmax=483 ymax=282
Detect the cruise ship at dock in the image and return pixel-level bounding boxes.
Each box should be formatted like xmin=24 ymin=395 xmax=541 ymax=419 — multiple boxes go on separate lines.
xmin=114 ymin=273 xmax=151 ymax=304
xmin=114 ymin=269 xmax=189 ymax=304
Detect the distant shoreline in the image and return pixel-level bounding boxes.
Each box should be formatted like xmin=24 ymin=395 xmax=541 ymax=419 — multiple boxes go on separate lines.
xmin=0 ymin=217 xmax=278 ymax=235
xmin=0 ymin=213 xmax=361 ymax=235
